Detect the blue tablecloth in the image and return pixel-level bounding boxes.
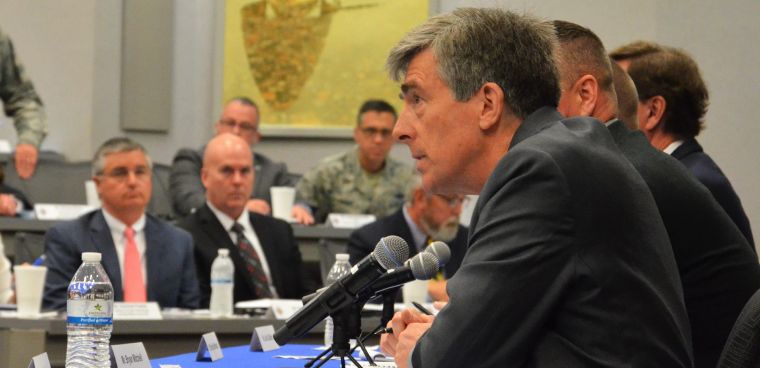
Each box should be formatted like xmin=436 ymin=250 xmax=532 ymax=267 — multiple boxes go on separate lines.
xmin=151 ymin=344 xmax=374 ymax=368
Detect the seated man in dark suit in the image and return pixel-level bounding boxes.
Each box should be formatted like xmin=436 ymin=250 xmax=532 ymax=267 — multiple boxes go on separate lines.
xmin=554 ymin=20 xmax=760 ymax=368
xmin=347 ymin=176 xmax=467 ymax=301
xmin=170 ymin=97 xmax=296 ymax=218
xmin=43 ymin=137 xmax=200 ymax=310
xmin=177 ymin=133 xmax=309 ymax=307
xmin=610 ymin=41 xmax=755 ymax=250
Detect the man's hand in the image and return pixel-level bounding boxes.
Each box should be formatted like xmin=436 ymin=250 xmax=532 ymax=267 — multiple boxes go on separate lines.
xmin=14 ymin=143 xmax=38 ymax=179
xmin=246 ymin=199 xmax=271 ymax=215
xmin=380 ymin=308 xmax=435 ymax=368
xmin=0 ymin=194 xmax=18 ymax=216
xmin=291 ymin=205 xmax=315 ymax=225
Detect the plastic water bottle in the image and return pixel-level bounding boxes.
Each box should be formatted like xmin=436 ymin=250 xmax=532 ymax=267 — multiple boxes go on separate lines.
xmin=65 ymin=252 xmax=114 ymax=368
xmin=324 ymin=253 xmax=352 ymax=347
xmin=210 ymin=248 xmax=235 ymax=318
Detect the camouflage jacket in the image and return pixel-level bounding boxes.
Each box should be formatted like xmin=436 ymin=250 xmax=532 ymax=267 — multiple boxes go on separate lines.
xmin=296 ymin=147 xmax=413 ymax=223
xmin=0 ymin=27 xmax=47 ymax=147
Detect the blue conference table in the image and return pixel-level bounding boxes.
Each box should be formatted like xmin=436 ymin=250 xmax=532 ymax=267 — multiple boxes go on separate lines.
xmin=151 ymin=344 xmax=384 ymax=368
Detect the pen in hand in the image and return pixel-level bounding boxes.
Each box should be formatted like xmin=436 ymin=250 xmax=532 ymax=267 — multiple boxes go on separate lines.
xmin=375 ymin=301 xmax=434 ymax=335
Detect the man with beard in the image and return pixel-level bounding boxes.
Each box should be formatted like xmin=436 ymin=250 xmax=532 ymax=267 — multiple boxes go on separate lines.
xmin=347 ymin=176 xmax=467 ymax=301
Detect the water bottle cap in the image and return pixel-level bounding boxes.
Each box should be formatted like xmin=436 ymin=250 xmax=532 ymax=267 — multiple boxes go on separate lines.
xmin=81 ymin=252 xmax=102 ymax=262
xmin=218 ymin=248 xmax=230 ymax=256
xmin=335 ymin=253 xmax=349 ymax=261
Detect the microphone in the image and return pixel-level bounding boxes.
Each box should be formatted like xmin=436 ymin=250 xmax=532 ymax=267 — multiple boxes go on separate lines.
xmin=425 ymin=241 xmax=451 ymax=268
xmin=274 ymin=235 xmax=409 ymax=345
xmin=363 ymin=251 xmax=440 ymax=298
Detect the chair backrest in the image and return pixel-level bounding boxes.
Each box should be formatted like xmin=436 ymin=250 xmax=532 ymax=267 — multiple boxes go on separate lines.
xmin=717 ymin=288 xmax=760 ymax=368
xmin=3 ymin=160 xmax=92 ymax=204
xmin=147 ymin=163 xmax=176 ymax=221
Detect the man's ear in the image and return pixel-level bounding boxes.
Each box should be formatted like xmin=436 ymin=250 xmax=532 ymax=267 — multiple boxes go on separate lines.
xmin=640 ymin=95 xmax=666 ymax=132
xmin=478 ymin=82 xmax=505 ymax=131
xmin=200 ymin=167 xmax=209 ymax=190
xmin=576 ymin=75 xmax=599 ymax=117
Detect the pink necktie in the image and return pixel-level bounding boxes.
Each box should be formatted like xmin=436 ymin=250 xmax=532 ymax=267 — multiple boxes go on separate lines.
xmin=123 ymin=227 xmax=146 ymax=302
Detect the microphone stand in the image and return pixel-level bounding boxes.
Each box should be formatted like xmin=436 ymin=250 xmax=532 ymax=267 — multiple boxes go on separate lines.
xmin=305 ymin=302 xmax=376 ymax=368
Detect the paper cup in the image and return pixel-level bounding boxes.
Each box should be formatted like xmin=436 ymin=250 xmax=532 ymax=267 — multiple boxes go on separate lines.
xmin=270 ymin=186 xmax=295 ymax=221
xmin=13 ymin=265 xmax=48 ymax=318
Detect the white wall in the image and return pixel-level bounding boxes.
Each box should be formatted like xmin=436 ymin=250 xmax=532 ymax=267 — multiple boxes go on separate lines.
xmin=0 ymin=0 xmax=758 ymax=250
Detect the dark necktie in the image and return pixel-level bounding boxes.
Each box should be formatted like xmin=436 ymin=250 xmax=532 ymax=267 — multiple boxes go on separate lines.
xmin=230 ymin=222 xmax=273 ymax=298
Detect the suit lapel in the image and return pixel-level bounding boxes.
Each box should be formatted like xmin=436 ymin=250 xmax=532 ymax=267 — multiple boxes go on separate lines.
xmin=198 ymin=205 xmax=259 ymax=296
xmin=144 ymin=216 xmax=164 ymax=302
xmin=89 ymin=210 xmax=123 ymax=300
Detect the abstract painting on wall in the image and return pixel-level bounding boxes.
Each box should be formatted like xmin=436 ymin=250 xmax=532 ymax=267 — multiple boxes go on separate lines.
xmin=224 ymin=0 xmax=428 ymax=131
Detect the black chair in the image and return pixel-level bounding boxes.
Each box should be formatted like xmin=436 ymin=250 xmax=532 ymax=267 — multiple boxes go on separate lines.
xmin=3 ymin=160 xmax=92 ymax=204
xmin=717 ymin=288 xmax=760 ymax=367
xmin=147 ymin=163 xmax=176 ymax=221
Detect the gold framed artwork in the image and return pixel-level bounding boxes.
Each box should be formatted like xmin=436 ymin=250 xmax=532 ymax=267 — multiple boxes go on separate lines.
xmin=223 ymin=0 xmax=429 ymax=133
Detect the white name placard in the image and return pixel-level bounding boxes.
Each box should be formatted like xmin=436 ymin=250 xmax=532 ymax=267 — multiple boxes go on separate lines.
xmin=34 ymin=204 xmax=96 ymax=221
xmin=196 ymin=332 xmax=223 ymax=361
xmin=27 ymin=352 xmax=50 ymax=368
xmin=326 ymin=213 xmax=376 ymax=229
xmin=113 ymin=302 xmax=163 ymax=320
xmin=250 ymin=325 xmax=280 ymax=352
xmin=110 ymin=342 xmax=151 ymax=368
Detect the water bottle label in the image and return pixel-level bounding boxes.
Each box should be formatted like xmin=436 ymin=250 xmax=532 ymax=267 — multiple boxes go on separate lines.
xmin=67 ymin=299 xmax=113 ymax=325
xmin=211 ymin=279 xmax=233 ymax=285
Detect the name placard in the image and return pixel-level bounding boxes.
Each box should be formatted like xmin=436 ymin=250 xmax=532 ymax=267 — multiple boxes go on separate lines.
xmin=326 ymin=213 xmax=376 ymax=229
xmin=196 ymin=332 xmax=223 ymax=361
xmin=250 ymin=325 xmax=280 ymax=352
xmin=110 ymin=342 xmax=150 ymax=368
xmin=113 ymin=302 xmax=163 ymax=320
xmin=34 ymin=204 xmax=97 ymax=221
xmin=27 ymin=352 xmax=50 ymax=368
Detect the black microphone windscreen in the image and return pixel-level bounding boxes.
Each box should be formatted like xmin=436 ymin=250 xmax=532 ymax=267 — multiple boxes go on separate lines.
xmin=373 ymin=235 xmax=409 ymax=270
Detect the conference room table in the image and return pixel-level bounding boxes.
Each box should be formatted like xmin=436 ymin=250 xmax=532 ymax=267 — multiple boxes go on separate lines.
xmin=0 ymin=312 xmax=382 ymax=368
xmin=151 ymin=343 xmax=392 ymax=368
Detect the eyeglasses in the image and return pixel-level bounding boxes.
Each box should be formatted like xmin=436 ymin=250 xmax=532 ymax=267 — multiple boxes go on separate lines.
xmin=360 ymin=127 xmax=393 ymax=139
xmin=99 ymin=167 xmax=150 ymax=182
xmin=436 ymin=195 xmax=464 ymax=209
xmin=219 ymin=119 xmax=258 ymax=133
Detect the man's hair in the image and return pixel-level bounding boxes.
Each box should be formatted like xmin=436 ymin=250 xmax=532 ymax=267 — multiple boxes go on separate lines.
xmin=387 ymin=8 xmax=560 ymax=119
xmin=92 ymin=137 xmax=152 ymax=176
xmin=357 ymin=99 xmax=397 ymax=126
xmin=626 ymin=46 xmax=709 ymax=138
xmin=552 ymin=20 xmax=614 ymax=96
xmin=227 ymin=96 xmax=258 ymax=110
xmin=610 ymin=59 xmax=639 ymax=130
xmin=609 ymin=40 xmax=663 ymax=62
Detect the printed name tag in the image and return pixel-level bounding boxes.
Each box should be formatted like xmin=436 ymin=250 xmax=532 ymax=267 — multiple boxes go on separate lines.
xmin=110 ymin=342 xmax=150 ymax=368
xmin=196 ymin=332 xmax=223 ymax=361
xmin=327 ymin=213 xmax=376 ymax=229
xmin=27 ymin=352 xmax=50 ymax=368
xmin=34 ymin=204 xmax=96 ymax=220
xmin=250 ymin=325 xmax=280 ymax=352
xmin=113 ymin=302 xmax=163 ymax=320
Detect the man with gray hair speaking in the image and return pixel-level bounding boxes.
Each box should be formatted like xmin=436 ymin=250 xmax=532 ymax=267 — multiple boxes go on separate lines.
xmin=379 ymin=8 xmax=691 ymax=368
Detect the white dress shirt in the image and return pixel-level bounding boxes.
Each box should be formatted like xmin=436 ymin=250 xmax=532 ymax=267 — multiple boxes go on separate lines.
xmin=101 ymin=209 xmax=147 ymax=287
xmin=206 ymin=201 xmax=278 ymax=297
xmin=663 ymin=140 xmax=685 ymax=155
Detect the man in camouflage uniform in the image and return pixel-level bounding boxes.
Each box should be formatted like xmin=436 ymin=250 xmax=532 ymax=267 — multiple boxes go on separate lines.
xmin=0 ymin=27 xmax=48 ymax=179
xmin=292 ymin=100 xmax=413 ymax=225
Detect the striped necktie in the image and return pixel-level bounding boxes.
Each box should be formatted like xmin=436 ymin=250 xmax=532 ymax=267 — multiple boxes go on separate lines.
xmin=230 ymin=222 xmax=273 ymax=298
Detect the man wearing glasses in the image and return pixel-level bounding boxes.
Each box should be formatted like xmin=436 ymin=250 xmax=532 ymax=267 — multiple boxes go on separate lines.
xmin=347 ymin=175 xmax=468 ymax=301
xmin=43 ymin=137 xmax=200 ymax=310
xmin=292 ymin=99 xmax=413 ymax=225
xmin=170 ymin=97 xmax=296 ymax=217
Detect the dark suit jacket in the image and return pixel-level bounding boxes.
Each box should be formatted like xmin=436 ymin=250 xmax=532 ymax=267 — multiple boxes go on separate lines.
xmin=609 ymin=121 xmax=760 ymax=368
xmin=177 ymin=204 xmax=310 ymax=308
xmin=411 ymin=108 xmax=692 ymax=367
xmin=672 ymin=137 xmax=754 ymax=249
xmin=42 ymin=210 xmax=200 ymax=310
xmin=347 ymin=208 xmax=467 ymax=279
xmin=170 ymin=147 xmax=297 ymax=217
xmin=0 ymin=183 xmax=32 ymax=211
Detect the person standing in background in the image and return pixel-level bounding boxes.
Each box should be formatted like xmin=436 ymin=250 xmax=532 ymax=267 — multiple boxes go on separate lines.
xmin=0 ymin=26 xmax=48 ymax=179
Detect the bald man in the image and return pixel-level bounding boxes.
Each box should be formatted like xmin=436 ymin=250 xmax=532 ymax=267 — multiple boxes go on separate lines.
xmin=176 ymin=134 xmax=309 ymax=307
